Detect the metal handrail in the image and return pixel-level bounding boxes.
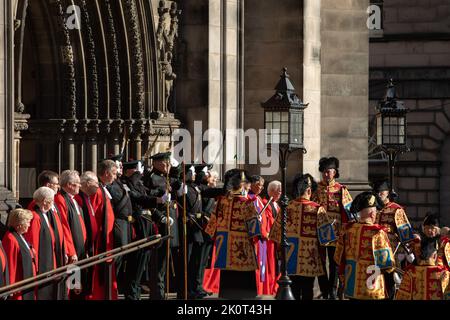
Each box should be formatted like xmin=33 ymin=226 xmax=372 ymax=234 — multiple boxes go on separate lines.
xmin=0 ymin=234 xmax=169 ymax=299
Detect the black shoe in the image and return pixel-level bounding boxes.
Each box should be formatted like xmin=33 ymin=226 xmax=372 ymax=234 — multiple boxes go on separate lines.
xmin=197 ymin=288 xmax=213 ymax=296
xmin=329 ymin=288 xmax=337 ymax=300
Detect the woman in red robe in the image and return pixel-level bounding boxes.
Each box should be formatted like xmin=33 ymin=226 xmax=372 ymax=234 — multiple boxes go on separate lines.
xmin=25 ymin=187 xmax=58 ymax=300
xmin=0 ymin=239 xmax=8 ymax=289
xmin=2 ymin=208 xmax=37 ymax=300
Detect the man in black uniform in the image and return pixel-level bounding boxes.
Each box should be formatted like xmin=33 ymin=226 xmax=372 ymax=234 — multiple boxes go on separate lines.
xmin=195 ymin=164 xmax=218 ymax=297
xmin=120 ymin=160 xmax=167 ymax=299
xmin=104 ymin=154 xmax=134 ymax=295
xmin=143 ymin=152 xmax=183 ymax=300
xmin=177 ymin=164 xmax=206 ymax=299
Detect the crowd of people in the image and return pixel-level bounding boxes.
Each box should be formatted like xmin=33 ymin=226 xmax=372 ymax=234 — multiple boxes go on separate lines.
xmin=0 ymin=154 xmax=449 ymax=300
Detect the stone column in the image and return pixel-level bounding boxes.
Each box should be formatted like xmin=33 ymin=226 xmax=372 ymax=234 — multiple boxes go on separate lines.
xmin=303 ymin=0 xmax=322 ymax=179
xmin=207 ymin=0 xmax=241 ymax=175
xmin=0 ymin=0 xmax=17 ymax=220
xmin=320 ymin=0 xmax=371 ymax=192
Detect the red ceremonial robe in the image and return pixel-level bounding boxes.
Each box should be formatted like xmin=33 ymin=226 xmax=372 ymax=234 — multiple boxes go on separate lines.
xmin=24 ymin=208 xmax=57 ymax=300
xmin=75 ymin=192 xmax=99 ymax=296
xmin=263 ymin=198 xmax=279 ymax=295
xmin=28 ymin=200 xmax=66 ymax=268
xmin=88 ymin=186 xmax=118 ymax=300
xmin=2 ymin=230 xmax=37 ymax=300
xmin=248 ymin=193 xmax=269 ymax=296
xmin=202 ymin=243 xmax=221 ymax=294
xmin=0 ymin=240 xmax=9 ymax=288
xmin=54 ymin=192 xmax=87 ymax=259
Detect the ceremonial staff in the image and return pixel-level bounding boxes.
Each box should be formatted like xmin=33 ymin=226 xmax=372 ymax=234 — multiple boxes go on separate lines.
xmin=182 ymin=162 xmax=188 ymax=300
xmin=165 ymin=124 xmax=174 ymax=299
xmin=165 ymin=161 xmax=171 ymax=299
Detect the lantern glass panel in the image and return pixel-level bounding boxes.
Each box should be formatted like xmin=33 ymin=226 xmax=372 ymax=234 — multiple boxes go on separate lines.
xmin=290 ymin=111 xmax=303 ymax=147
xmin=398 ymin=124 xmax=405 ymax=144
xmin=281 ymin=112 xmax=288 ymax=122
xmin=281 ymin=122 xmax=288 ymax=135
xmin=376 ymin=113 xmax=382 ymax=146
xmin=273 ymin=112 xmax=280 ymax=122
xmin=266 ymin=111 xmax=272 ymax=122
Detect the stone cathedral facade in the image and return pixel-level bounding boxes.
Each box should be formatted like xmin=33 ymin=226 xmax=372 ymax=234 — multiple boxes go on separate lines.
xmin=1 ymin=0 xmax=375 ymax=223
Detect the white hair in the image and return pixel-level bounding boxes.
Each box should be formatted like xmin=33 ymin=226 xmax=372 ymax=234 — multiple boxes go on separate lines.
xmin=267 ymin=180 xmax=282 ymax=193
xmin=60 ymin=170 xmax=80 ymax=187
xmin=33 ymin=186 xmax=55 ymax=202
xmin=209 ymin=170 xmax=219 ymax=179
xmin=80 ymin=171 xmax=98 ymax=185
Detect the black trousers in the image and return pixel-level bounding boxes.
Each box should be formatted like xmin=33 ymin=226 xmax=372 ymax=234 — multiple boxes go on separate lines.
xmin=114 ymin=219 xmax=132 ymax=295
xmin=186 ymin=241 xmax=204 ymax=295
xmin=318 ymin=246 xmax=338 ymax=298
xmin=290 ymin=276 xmax=315 ymax=300
xmin=384 ymin=272 xmax=396 ymax=300
xmin=150 ymin=244 xmax=179 ymax=300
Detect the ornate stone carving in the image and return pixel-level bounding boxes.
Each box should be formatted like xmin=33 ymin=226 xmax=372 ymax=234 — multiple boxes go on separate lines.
xmin=157 ymin=0 xmax=181 ymax=113
xmin=80 ymin=0 xmax=99 ymax=119
xmin=15 ymin=102 xmax=25 ymax=113
xmin=124 ymin=0 xmax=145 ymax=119
xmin=105 ymin=0 xmax=122 ymax=120
xmin=54 ymin=0 xmax=77 ymax=119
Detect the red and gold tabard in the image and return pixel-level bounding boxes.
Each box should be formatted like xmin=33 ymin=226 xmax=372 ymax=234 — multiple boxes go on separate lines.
xmin=376 ymin=201 xmax=414 ymax=248
xmin=334 ymin=222 xmax=395 ymax=300
xmin=269 ymin=199 xmax=327 ymax=277
xmin=395 ymin=265 xmax=450 ymax=300
xmin=437 ymin=237 xmax=450 ymax=268
xmin=205 ymin=194 xmax=259 ymax=271
xmin=312 ymin=180 xmax=353 ymax=246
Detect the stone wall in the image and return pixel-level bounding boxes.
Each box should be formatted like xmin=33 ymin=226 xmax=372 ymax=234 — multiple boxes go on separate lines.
xmin=369 ymin=0 xmax=450 ymax=226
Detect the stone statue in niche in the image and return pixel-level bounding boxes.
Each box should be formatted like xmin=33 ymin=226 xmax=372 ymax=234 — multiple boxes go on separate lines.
xmin=157 ymin=0 xmax=181 ymax=113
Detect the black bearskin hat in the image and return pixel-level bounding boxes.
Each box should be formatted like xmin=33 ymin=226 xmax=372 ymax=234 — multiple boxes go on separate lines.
xmin=318 ymin=157 xmax=340 ymax=179
xmin=350 ymin=191 xmax=384 ymax=213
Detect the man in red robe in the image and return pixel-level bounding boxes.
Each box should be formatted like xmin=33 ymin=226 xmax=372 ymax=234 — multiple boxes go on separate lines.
xmin=54 ymin=170 xmax=87 ymax=299
xmin=88 ymin=160 xmax=118 ymax=300
xmin=75 ymin=171 xmax=100 ymax=299
xmin=263 ymin=180 xmax=282 ymax=295
xmin=248 ymin=175 xmax=270 ymax=296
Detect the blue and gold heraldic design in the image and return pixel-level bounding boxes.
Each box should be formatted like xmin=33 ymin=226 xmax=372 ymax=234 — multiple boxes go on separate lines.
xmin=286 ymin=237 xmax=299 ymax=275
xmin=374 ymin=248 xmax=394 ymax=269
xmin=397 ymin=223 xmax=414 ymax=243
xmin=317 ymin=224 xmax=336 ymax=246
xmin=214 ymin=231 xmax=228 ymax=269
xmin=344 ymin=259 xmax=357 ymax=297
xmin=246 ymin=216 xmax=262 ymax=238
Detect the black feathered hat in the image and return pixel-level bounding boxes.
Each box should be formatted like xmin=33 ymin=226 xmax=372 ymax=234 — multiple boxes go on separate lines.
xmin=371 ymin=179 xmax=390 ymax=193
xmin=350 ymin=191 xmax=384 ymax=213
xmin=224 ymin=169 xmax=250 ymax=191
xmin=292 ymin=173 xmax=317 ymax=198
xmin=423 ymin=214 xmax=439 ymax=227
xmin=319 ymin=157 xmax=340 ymax=178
